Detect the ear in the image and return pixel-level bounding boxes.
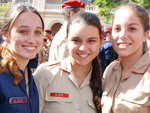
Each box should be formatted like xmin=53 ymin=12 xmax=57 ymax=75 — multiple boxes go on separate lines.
xmin=2 ymin=32 xmax=10 ymax=42
xmin=107 ymin=33 xmax=110 ymax=36
xmin=65 ymin=36 xmax=68 ymax=42
xmin=70 ymin=11 xmax=75 ymax=18
xmin=143 ymin=30 xmax=149 ymax=42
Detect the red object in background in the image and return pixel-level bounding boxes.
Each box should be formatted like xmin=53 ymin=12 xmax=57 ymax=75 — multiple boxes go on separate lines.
xmin=62 ymin=0 xmax=85 ymax=8
xmin=105 ymin=26 xmax=112 ymax=31
xmin=43 ymin=37 xmax=48 ymax=41
xmin=51 ymin=33 xmax=55 ymax=37
xmin=44 ymin=29 xmax=52 ymax=32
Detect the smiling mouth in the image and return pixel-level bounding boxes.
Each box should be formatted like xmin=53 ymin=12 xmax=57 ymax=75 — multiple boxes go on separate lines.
xmin=24 ymin=46 xmax=36 ymax=50
xmin=118 ymin=43 xmax=131 ymax=47
xmin=78 ymin=54 xmax=89 ymax=58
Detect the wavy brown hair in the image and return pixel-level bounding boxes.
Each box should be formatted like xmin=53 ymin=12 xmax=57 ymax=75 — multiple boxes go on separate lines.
xmin=67 ymin=12 xmax=103 ymax=113
xmin=0 ymin=4 xmax=44 ymax=86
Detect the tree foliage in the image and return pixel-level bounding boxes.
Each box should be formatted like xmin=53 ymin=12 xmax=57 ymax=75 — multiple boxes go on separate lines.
xmin=94 ymin=0 xmax=121 ymax=23
xmin=0 ymin=2 xmax=11 ymax=28
xmin=132 ymin=0 xmax=150 ymax=9
xmin=95 ymin=0 xmax=150 ymax=24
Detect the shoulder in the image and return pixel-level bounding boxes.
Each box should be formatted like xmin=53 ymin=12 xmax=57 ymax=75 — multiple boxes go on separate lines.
xmin=103 ymin=41 xmax=113 ymax=48
xmin=103 ymin=60 xmax=120 ymax=77
xmin=52 ymin=28 xmax=66 ymax=45
xmin=40 ymin=61 xmax=60 ymax=68
xmin=34 ymin=61 xmax=60 ymax=78
xmin=33 ymin=61 xmax=61 ymax=86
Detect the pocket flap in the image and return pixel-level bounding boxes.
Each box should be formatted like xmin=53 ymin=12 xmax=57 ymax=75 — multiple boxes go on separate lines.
xmin=87 ymin=100 xmax=96 ymax=109
xmin=119 ymin=91 xmax=149 ymax=105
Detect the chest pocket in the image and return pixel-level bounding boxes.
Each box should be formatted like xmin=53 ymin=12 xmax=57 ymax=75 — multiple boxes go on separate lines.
xmin=44 ymin=91 xmax=73 ymax=113
xmin=119 ymin=90 xmax=149 ymax=105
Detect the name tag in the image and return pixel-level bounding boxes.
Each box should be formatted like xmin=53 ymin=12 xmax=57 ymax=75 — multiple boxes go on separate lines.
xmin=50 ymin=93 xmax=69 ymax=98
xmin=9 ymin=97 xmax=27 ymax=104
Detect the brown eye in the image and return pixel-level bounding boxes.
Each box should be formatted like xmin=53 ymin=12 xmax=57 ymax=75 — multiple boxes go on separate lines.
xmin=20 ymin=30 xmax=28 ymax=34
xmin=35 ymin=31 xmax=42 ymax=34
xmin=129 ymin=27 xmax=136 ymax=31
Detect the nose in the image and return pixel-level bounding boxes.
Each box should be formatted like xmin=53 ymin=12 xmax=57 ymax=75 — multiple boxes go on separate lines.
xmin=79 ymin=42 xmax=87 ymax=51
xmin=118 ymin=28 xmax=128 ymax=40
xmin=27 ymin=33 xmax=36 ymax=44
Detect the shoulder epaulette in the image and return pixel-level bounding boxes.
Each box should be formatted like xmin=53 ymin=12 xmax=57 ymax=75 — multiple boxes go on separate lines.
xmin=40 ymin=61 xmax=60 ymax=68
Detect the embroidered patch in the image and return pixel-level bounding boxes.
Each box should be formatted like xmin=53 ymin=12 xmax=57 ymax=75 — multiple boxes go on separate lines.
xmin=9 ymin=97 xmax=27 ymax=104
xmin=50 ymin=93 xmax=69 ymax=98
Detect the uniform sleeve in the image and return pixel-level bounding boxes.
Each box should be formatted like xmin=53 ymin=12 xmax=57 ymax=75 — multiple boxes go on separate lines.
xmin=34 ymin=65 xmax=54 ymax=113
xmin=103 ymin=62 xmax=117 ymax=85
xmin=48 ymin=35 xmax=59 ymax=61
xmin=33 ymin=63 xmax=60 ymax=113
xmin=33 ymin=67 xmax=46 ymax=113
xmin=41 ymin=47 xmax=45 ymax=56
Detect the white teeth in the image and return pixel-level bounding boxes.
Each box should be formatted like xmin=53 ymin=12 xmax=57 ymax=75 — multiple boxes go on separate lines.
xmin=119 ymin=44 xmax=130 ymax=46
xmin=25 ymin=47 xmax=35 ymax=50
xmin=79 ymin=54 xmax=88 ymax=58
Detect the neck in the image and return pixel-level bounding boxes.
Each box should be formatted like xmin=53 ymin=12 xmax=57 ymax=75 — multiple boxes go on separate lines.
xmin=106 ymin=37 xmax=111 ymax=42
xmin=71 ymin=62 xmax=92 ymax=78
xmin=120 ymin=51 xmax=143 ymax=75
xmin=16 ymin=58 xmax=29 ymax=72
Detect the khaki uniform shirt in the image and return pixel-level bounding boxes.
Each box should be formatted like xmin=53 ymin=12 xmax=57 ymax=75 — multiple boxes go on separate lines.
xmin=34 ymin=57 xmax=96 ymax=113
xmin=102 ymin=52 xmax=150 ymax=113
xmin=48 ymin=24 xmax=69 ymax=62
xmin=43 ymin=46 xmax=48 ymax=62
xmin=38 ymin=46 xmax=45 ymax=64
xmin=47 ymin=39 xmax=51 ymax=55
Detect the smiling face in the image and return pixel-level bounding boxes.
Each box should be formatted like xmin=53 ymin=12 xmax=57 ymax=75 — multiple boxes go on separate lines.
xmin=4 ymin=11 xmax=43 ymax=62
xmin=112 ymin=8 xmax=148 ymax=59
xmin=67 ymin=23 xmax=101 ymax=67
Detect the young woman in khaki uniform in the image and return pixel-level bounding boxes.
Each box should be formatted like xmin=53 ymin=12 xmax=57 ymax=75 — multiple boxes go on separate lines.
xmin=34 ymin=12 xmax=103 ymax=113
xmin=102 ymin=3 xmax=150 ymax=113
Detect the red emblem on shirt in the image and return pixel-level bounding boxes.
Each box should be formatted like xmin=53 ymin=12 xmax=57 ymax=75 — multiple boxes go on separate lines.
xmin=50 ymin=93 xmax=69 ymax=98
xmin=9 ymin=97 xmax=27 ymax=104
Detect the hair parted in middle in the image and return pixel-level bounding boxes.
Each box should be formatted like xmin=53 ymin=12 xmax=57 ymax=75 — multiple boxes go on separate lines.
xmin=67 ymin=12 xmax=103 ymax=113
xmin=0 ymin=4 xmax=44 ymax=86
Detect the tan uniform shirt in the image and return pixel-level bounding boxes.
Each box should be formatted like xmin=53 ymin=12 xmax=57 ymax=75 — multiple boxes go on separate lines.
xmin=38 ymin=46 xmax=45 ymax=64
xmin=43 ymin=46 xmax=48 ymax=62
xmin=47 ymin=39 xmax=51 ymax=55
xmin=34 ymin=57 xmax=96 ymax=113
xmin=48 ymin=24 xmax=69 ymax=62
xmin=102 ymin=52 xmax=150 ymax=113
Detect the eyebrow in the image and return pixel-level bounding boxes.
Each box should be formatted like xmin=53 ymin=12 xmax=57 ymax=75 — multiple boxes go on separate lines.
xmin=70 ymin=36 xmax=98 ymax=39
xmin=18 ymin=25 xmax=42 ymax=29
xmin=127 ymin=23 xmax=139 ymax=26
xmin=113 ymin=23 xmax=139 ymax=26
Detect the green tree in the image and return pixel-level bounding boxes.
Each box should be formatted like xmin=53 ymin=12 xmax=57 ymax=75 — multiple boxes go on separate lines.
xmin=94 ymin=0 xmax=121 ymax=24
xmin=0 ymin=2 xmax=11 ymax=28
xmin=95 ymin=0 xmax=150 ymax=24
xmin=132 ymin=0 xmax=150 ymax=15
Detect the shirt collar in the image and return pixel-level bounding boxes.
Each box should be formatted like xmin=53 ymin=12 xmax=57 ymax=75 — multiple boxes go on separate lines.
xmin=112 ymin=52 xmax=150 ymax=74
xmin=60 ymin=57 xmax=92 ymax=87
xmin=59 ymin=57 xmax=72 ymax=74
